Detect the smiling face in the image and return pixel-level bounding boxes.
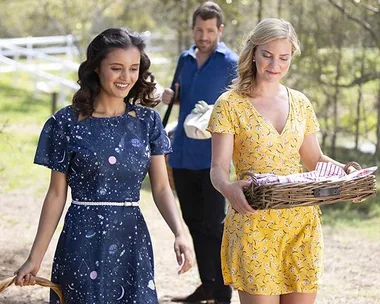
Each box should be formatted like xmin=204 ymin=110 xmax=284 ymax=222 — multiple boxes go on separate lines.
xmin=96 ymin=47 xmax=141 ymax=102
xmin=192 ymin=16 xmax=223 ymax=55
xmin=253 ymin=38 xmax=292 ymax=84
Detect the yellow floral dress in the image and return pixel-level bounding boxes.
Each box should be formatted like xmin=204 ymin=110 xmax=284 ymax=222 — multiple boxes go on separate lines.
xmin=207 ymin=88 xmax=324 ymax=295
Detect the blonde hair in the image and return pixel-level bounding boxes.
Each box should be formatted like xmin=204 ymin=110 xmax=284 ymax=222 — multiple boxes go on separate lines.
xmin=231 ymin=18 xmax=301 ymax=96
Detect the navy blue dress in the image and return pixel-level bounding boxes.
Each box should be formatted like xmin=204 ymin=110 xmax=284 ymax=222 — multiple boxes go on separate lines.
xmin=34 ymin=103 xmax=171 ymax=304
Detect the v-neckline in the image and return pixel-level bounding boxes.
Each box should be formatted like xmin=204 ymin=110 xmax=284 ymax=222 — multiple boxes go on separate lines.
xmin=245 ymin=87 xmax=291 ymax=136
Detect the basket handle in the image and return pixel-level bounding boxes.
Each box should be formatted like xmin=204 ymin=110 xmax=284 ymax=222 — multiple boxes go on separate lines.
xmin=239 ymin=171 xmax=258 ymax=187
xmin=0 ymin=275 xmax=64 ymax=303
xmin=343 ymin=161 xmax=362 ymax=174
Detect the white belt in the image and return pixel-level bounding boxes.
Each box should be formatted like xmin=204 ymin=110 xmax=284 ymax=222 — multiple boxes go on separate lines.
xmin=72 ymin=200 xmax=139 ymax=207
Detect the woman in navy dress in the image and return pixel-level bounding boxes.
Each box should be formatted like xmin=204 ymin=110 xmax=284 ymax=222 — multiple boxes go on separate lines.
xmin=14 ymin=28 xmax=194 ymax=304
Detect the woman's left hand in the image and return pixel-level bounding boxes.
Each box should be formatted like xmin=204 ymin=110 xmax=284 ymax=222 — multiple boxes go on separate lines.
xmin=345 ymin=164 xmax=366 ymax=203
xmin=345 ymin=165 xmax=358 ymax=174
xmin=173 ymin=234 xmax=194 ymax=274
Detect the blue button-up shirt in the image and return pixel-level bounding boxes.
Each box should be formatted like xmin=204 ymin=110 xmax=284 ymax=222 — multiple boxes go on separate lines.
xmin=169 ymin=42 xmax=238 ymax=170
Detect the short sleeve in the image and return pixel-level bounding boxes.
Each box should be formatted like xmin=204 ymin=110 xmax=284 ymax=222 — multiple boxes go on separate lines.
xmin=207 ymin=93 xmax=236 ymax=134
xmin=149 ymin=110 xmax=172 ymax=155
xmin=304 ymin=96 xmax=320 ymax=136
xmin=34 ymin=116 xmax=70 ymax=173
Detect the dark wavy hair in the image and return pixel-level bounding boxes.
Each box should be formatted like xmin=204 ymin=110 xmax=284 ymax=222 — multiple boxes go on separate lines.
xmin=73 ymin=28 xmax=158 ymax=117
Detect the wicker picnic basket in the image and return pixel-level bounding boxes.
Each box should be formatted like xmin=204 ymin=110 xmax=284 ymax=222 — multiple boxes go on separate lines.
xmin=0 ymin=276 xmax=64 ymax=303
xmin=241 ymin=162 xmax=377 ymax=210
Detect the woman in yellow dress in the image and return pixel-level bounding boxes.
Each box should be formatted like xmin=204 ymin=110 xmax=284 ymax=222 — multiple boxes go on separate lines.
xmin=208 ymin=18 xmax=358 ymax=304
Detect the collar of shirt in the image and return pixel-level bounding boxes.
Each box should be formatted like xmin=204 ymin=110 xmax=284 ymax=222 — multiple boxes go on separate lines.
xmin=183 ymin=42 xmax=229 ymax=58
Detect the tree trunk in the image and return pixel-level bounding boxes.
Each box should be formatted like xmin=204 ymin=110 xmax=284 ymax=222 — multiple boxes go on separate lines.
xmin=177 ymin=27 xmax=183 ymax=55
xmin=297 ymin=0 xmax=305 ymax=43
xmin=321 ymin=87 xmax=332 ymax=152
xmin=277 ymin=0 xmax=283 ymax=18
xmin=257 ymin=0 xmax=263 ymax=21
xmin=331 ymin=43 xmax=343 ymax=159
xmin=375 ymin=83 xmax=380 ymax=166
xmin=354 ymin=47 xmax=365 ymax=151
xmin=176 ymin=0 xmax=193 ymax=53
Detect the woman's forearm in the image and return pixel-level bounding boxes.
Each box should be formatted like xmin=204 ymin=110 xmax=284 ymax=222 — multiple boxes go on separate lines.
xmin=318 ymin=154 xmax=346 ymax=169
xmin=300 ymin=134 xmax=347 ymax=171
xmin=210 ymin=133 xmax=234 ymax=196
xmin=210 ymin=163 xmax=231 ymax=196
xmin=152 ymin=188 xmax=185 ymax=237
xmin=28 ymin=192 xmax=67 ymax=264
xmin=28 ymin=171 xmax=68 ymax=265
xmin=149 ymin=156 xmax=186 ymax=237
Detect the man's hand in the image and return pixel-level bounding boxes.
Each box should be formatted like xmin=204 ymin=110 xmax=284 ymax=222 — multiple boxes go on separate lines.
xmin=162 ymin=88 xmax=174 ymax=105
xmin=161 ymin=83 xmax=179 ymax=105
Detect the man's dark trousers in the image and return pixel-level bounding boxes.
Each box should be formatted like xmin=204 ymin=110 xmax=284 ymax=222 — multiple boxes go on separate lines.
xmin=173 ymin=168 xmax=232 ymax=301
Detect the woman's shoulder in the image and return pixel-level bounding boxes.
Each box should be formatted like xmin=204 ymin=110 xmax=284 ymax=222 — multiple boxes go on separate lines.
xmin=131 ymin=103 xmax=156 ymax=115
xmin=38 ymin=105 xmax=75 ymax=138
xmin=216 ymin=89 xmax=248 ymax=110
xmin=129 ymin=104 xmax=161 ymax=124
xmin=287 ymin=87 xmax=313 ymax=106
xmin=288 ymin=87 xmax=307 ymax=100
xmin=217 ymin=89 xmax=244 ymax=103
xmin=49 ymin=105 xmax=76 ymax=125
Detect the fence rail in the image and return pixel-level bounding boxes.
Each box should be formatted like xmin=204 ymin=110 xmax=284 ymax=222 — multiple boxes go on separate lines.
xmin=0 ymin=35 xmax=80 ymax=108
xmin=0 ymin=33 xmax=172 ymax=109
xmin=0 ymin=40 xmax=79 ymax=71
xmin=0 ymin=35 xmax=78 ymax=45
xmin=0 ymin=54 xmax=79 ymax=90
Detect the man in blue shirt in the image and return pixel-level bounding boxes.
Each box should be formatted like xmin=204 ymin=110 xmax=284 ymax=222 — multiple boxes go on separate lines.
xmin=161 ymin=2 xmax=238 ymax=303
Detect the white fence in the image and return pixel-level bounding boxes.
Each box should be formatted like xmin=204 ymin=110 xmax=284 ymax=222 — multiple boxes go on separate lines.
xmin=0 ymin=33 xmax=173 ymax=111
xmin=0 ymin=35 xmax=79 ymax=60
xmin=0 ymin=35 xmax=80 ymax=108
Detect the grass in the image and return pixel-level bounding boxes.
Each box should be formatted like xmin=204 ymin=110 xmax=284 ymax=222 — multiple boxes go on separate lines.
xmin=321 ymin=199 xmax=380 ymax=240
xmin=0 ymin=75 xmax=60 ymax=126
xmin=0 ymin=76 xmax=61 ymax=194
xmin=0 ymin=130 xmax=50 ymax=194
xmin=318 ymin=146 xmax=380 ymax=238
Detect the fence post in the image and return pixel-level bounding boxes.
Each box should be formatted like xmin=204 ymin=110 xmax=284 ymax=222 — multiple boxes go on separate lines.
xmin=13 ymin=53 xmax=20 ymax=87
xmin=66 ymin=35 xmax=73 ymax=61
xmin=52 ymin=92 xmax=58 ymax=115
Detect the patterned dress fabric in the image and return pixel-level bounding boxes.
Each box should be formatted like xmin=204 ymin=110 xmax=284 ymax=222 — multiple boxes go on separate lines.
xmin=34 ymin=103 xmax=171 ymax=303
xmin=207 ymin=88 xmax=324 ymax=295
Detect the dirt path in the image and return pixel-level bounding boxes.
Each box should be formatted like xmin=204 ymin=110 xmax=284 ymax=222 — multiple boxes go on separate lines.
xmin=0 ymin=189 xmax=379 ymax=304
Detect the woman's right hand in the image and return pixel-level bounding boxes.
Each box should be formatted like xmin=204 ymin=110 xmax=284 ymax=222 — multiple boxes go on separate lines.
xmin=221 ymin=180 xmax=256 ymax=214
xmin=14 ymin=258 xmax=41 ymax=287
xmin=174 ymin=234 xmax=194 ymax=275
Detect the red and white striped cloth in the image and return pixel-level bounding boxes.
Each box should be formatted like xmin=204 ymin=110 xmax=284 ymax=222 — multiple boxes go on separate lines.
xmin=251 ymin=162 xmax=377 ymax=186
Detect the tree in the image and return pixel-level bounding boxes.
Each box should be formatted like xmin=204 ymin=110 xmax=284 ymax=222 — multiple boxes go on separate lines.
xmin=327 ymin=0 xmax=380 ymax=163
